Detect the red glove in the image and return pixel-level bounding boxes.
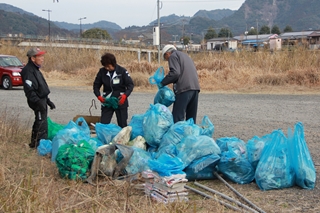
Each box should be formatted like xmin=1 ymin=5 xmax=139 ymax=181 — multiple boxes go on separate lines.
xmin=97 ymin=96 xmax=105 ymax=103
xmin=118 ymin=94 xmax=127 ymax=105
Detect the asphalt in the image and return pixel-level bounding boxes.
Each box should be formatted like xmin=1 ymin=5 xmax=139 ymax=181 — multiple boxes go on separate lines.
xmin=1 ymin=86 xmax=319 ymax=144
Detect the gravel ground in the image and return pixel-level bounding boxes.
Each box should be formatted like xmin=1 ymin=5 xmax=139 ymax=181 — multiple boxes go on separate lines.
xmin=1 ymin=86 xmax=320 ymax=212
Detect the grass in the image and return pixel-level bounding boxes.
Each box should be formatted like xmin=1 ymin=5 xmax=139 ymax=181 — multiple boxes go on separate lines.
xmin=1 ymin=41 xmax=319 ymax=93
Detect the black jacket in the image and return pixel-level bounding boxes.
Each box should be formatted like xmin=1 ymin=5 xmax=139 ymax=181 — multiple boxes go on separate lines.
xmin=21 ymin=60 xmax=50 ymax=110
xmin=93 ymin=65 xmax=134 ymax=108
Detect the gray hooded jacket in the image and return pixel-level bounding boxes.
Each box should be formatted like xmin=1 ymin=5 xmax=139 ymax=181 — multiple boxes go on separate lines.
xmin=161 ymin=50 xmax=200 ymax=94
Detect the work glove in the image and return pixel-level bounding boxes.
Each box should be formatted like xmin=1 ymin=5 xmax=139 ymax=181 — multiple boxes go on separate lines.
xmin=47 ymin=99 xmax=56 ymax=110
xmin=157 ymin=83 xmax=164 ymax=89
xmin=118 ymin=94 xmax=127 ymax=105
xmin=98 ymin=96 xmax=105 ymax=103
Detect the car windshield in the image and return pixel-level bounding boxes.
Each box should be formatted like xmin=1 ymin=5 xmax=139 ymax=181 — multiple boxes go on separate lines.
xmin=0 ymin=56 xmax=23 ymax=67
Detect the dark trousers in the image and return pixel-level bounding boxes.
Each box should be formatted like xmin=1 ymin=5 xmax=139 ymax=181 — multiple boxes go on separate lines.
xmin=30 ymin=109 xmax=48 ymax=148
xmin=172 ymin=90 xmax=199 ymax=123
xmin=101 ymin=106 xmax=128 ymax=128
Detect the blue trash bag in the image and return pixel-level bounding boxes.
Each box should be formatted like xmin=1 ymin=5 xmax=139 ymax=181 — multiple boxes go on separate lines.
xmin=51 ymin=117 xmax=91 ymax=162
xmin=157 ymin=118 xmax=202 ymax=154
xmin=129 ymin=113 xmax=145 ymax=140
xmin=255 ymin=129 xmax=295 ymax=190
xmin=143 ymin=103 xmax=173 ymax=148
xmin=246 ymin=134 xmax=271 ymax=170
xmin=87 ymin=137 xmax=104 ymax=151
xmin=37 ymin=139 xmax=52 ymax=156
xmin=184 ymin=154 xmax=220 ymax=181
xmin=198 ymin=116 xmax=214 ymax=137
xmin=95 ymin=123 xmax=122 ymax=144
xmin=176 ymin=135 xmax=221 ymax=169
xmin=217 ymin=145 xmax=255 ymax=184
xmin=149 ymin=66 xmax=165 ymax=85
xmin=148 ymin=152 xmax=185 ymax=177
xmin=154 ymin=86 xmax=175 ymax=107
xmin=288 ymin=122 xmax=316 ymax=189
xmin=121 ymin=146 xmax=152 ymax=175
xmin=216 ymin=137 xmax=247 ymax=157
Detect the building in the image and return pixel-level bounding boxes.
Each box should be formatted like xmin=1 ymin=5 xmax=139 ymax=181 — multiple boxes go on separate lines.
xmin=308 ymin=31 xmax=320 ymax=49
xmin=206 ymin=37 xmax=237 ymax=51
xmin=279 ymin=31 xmax=313 ymax=47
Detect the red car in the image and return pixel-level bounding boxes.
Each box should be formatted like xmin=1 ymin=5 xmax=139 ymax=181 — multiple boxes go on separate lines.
xmin=0 ymin=55 xmax=24 ymax=90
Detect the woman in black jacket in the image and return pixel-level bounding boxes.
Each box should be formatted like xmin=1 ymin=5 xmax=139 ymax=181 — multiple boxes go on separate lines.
xmin=93 ymin=53 xmax=134 ymax=128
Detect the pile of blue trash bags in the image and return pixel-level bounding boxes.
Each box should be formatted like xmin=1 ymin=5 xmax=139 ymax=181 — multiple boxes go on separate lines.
xmin=38 ymin=103 xmax=316 ymax=191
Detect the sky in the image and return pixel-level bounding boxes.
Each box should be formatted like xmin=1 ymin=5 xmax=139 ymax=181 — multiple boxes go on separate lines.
xmin=2 ymin=0 xmax=246 ymax=29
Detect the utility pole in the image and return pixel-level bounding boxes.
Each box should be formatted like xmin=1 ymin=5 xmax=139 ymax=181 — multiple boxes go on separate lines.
xmin=79 ymin=17 xmax=86 ymax=38
xmin=172 ymin=35 xmax=178 ymax=44
xmin=157 ymin=0 xmax=161 ymax=64
xmin=256 ymin=19 xmax=259 ymax=50
xmin=42 ymin=9 xmax=52 ymax=41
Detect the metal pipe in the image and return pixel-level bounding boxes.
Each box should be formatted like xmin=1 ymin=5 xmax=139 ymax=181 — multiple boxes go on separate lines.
xmin=194 ymin=182 xmax=259 ymax=213
xmin=213 ymin=171 xmax=266 ymax=213
xmin=185 ymin=185 xmax=244 ymax=212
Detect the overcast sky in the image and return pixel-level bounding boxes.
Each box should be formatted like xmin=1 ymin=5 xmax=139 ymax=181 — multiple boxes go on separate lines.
xmin=2 ymin=0 xmax=245 ymax=28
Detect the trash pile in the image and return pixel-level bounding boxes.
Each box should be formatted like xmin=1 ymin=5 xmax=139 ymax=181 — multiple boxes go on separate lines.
xmin=36 ymin=67 xmax=316 ymax=206
xmin=39 ymin=102 xmax=316 ymax=194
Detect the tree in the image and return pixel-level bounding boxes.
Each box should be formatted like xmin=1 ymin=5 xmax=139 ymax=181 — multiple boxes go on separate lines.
xmin=259 ymin=25 xmax=271 ymax=34
xmin=218 ymin=28 xmax=233 ymax=38
xmin=204 ymin=27 xmax=217 ymax=40
xmin=247 ymin=27 xmax=257 ymax=35
xmin=82 ymin=28 xmax=112 ymax=40
xmin=283 ymin=25 xmax=293 ymax=32
xmin=271 ymin=25 xmax=281 ymax=35
xmin=182 ymin=36 xmax=190 ymax=45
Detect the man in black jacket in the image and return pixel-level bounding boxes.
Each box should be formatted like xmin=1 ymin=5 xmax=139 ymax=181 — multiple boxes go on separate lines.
xmin=21 ymin=48 xmax=56 ymax=148
xmin=93 ymin=53 xmax=134 ymax=128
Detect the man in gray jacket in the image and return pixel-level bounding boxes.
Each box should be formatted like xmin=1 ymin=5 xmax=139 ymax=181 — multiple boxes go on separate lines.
xmin=160 ymin=45 xmax=200 ymax=123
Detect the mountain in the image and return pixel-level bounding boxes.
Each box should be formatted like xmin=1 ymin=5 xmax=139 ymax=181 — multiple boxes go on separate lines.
xmin=149 ymin=14 xmax=191 ymax=26
xmin=54 ymin=20 xmax=122 ymax=38
xmin=194 ymin=9 xmax=234 ymax=21
xmin=1 ymin=0 xmax=320 ymax=43
xmin=54 ymin=20 xmax=122 ymax=31
xmin=0 ymin=9 xmax=73 ymax=37
xmin=0 ymin=3 xmax=121 ymax=38
xmin=0 ymin=3 xmax=34 ymax=16
xmin=0 ymin=3 xmax=74 ymax=37
xmin=217 ymin=0 xmax=320 ymax=35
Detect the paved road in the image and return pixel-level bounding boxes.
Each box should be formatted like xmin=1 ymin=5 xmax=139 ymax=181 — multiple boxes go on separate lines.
xmin=1 ymin=86 xmax=319 ymax=145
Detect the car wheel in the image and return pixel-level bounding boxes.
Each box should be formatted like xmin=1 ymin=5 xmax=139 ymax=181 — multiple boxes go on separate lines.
xmin=2 ymin=76 xmax=12 ymax=90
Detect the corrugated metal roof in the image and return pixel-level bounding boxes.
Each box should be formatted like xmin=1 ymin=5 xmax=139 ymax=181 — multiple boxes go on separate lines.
xmin=233 ymin=34 xmax=276 ymax=41
xmin=207 ymin=37 xmax=236 ymax=42
xmin=280 ymin=31 xmax=313 ymax=39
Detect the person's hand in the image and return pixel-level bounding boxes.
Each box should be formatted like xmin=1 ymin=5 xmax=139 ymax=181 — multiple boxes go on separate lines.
xmin=47 ymin=99 xmax=56 ymax=110
xmin=118 ymin=94 xmax=127 ymax=105
xmin=98 ymin=96 xmax=105 ymax=103
xmin=157 ymin=83 xmax=164 ymax=88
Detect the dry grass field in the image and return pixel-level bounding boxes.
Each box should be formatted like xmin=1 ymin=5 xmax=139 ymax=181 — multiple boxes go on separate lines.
xmin=0 ymin=41 xmax=320 ymax=212
xmin=1 ymin=41 xmax=320 ymax=93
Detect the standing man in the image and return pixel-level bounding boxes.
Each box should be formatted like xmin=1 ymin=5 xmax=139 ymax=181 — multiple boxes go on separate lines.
xmin=93 ymin=53 xmax=134 ymax=128
xmin=21 ymin=47 xmax=56 ymax=148
xmin=160 ymin=45 xmax=200 ymax=123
